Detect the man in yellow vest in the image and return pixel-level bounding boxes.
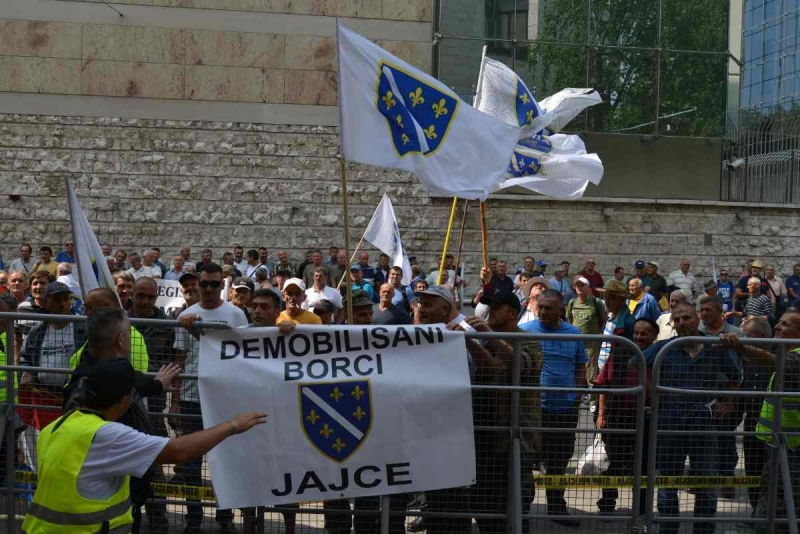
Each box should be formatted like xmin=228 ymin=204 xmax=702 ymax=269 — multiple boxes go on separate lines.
xmin=23 ymin=356 xmax=266 ymax=534
xmin=753 ymin=311 xmax=800 ymax=532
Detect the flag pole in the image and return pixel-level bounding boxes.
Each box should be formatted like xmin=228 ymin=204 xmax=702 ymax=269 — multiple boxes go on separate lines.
xmin=336 ymin=19 xmax=353 ymax=324
xmin=64 ymin=176 xmax=87 ymax=293
xmin=474 ymin=44 xmax=490 ymax=270
xmin=436 ymin=197 xmax=458 ymax=285
xmin=335 ymin=234 xmax=364 ymax=292
xmin=453 ymin=199 xmax=469 ymax=281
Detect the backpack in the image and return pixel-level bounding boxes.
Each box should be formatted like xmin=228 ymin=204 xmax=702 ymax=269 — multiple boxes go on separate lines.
xmin=567 ymin=296 xmax=605 ymax=330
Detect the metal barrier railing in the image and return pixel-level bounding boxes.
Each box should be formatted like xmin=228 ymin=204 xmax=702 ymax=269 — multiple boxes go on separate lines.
xmin=13 ymin=311 xmax=796 ymax=534
xmin=648 ymin=336 xmax=799 ymax=534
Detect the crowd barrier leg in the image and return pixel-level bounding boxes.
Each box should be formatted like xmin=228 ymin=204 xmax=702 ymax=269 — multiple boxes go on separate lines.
xmin=778 ymin=443 xmax=799 ymax=534
xmin=767 ymin=345 xmax=787 ymax=533
xmin=4 ymin=320 xmax=16 ymax=533
xmin=509 ymin=340 xmax=522 ymax=534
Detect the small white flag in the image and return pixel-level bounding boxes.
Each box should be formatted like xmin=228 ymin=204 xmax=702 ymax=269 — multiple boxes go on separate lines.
xmin=474 ymin=56 xmax=604 ymax=198
xmin=337 ymin=23 xmax=520 ymax=200
xmin=362 ymin=194 xmax=412 ymax=285
xmin=66 ymin=179 xmax=117 ymax=299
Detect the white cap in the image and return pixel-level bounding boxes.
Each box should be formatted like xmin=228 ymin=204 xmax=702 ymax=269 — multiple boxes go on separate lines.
xmin=282 ymin=278 xmax=306 ymax=292
xmin=647 ymin=260 xmax=660 ymax=268
xmin=574 ymin=276 xmax=591 ymax=286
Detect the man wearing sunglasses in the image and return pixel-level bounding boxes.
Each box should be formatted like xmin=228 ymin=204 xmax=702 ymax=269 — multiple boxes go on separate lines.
xmin=172 ymin=262 xmax=248 ymax=533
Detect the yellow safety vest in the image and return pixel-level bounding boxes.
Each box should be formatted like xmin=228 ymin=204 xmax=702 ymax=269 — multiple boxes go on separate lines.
xmin=0 ymin=332 xmax=17 ymax=403
xmin=23 ymin=410 xmax=132 ymax=533
xmin=69 ymin=326 xmax=149 ymax=374
xmin=756 ymin=373 xmax=800 ymax=450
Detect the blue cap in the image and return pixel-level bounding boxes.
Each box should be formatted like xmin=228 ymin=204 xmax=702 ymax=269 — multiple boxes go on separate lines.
xmin=536 ymin=260 xmax=547 ymax=267
xmin=350 ymin=264 xmax=362 ymax=271
xmin=635 ymin=260 xmax=645 ymax=268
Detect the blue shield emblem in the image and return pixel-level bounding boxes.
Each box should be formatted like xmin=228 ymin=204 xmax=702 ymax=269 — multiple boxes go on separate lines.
xmin=515 ymin=79 xmax=542 ymax=128
xmin=375 ymin=61 xmax=459 ymax=157
xmin=507 ymin=147 xmax=542 ymax=177
xmin=299 ymin=380 xmax=372 ymax=463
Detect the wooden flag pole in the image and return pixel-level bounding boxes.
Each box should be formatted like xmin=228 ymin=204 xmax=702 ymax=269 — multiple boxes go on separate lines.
xmin=452 ymin=199 xmax=469 ymax=281
xmin=479 ymin=201 xmax=489 ymax=269
xmin=436 ymin=197 xmax=459 ymax=285
xmin=340 ymin=157 xmax=353 ymax=324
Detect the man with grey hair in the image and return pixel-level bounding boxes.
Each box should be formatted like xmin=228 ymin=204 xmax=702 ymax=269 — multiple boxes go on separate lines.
xmin=127 ymin=252 xmax=161 ymax=280
xmin=667 ymin=258 xmax=697 ymax=299
xmin=699 ymin=295 xmax=742 ymax=337
xmin=656 ymin=290 xmax=691 ymax=341
xmin=56 ymin=262 xmax=82 ymax=299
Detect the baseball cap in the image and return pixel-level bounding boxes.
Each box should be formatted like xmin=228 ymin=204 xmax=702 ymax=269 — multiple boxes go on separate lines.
xmin=86 ymin=358 xmax=137 ymax=402
xmin=647 ymin=261 xmax=660 ymax=268
xmin=536 ymin=260 xmax=547 ymax=267
xmin=704 ymin=279 xmax=718 ymax=291
xmin=350 ymin=264 xmax=362 ymax=271
xmin=282 ymin=278 xmax=306 ymax=292
xmin=312 ymin=299 xmax=336 ymax=313
xmin=351 ymin=289 xmax=373 ymax=308
xmin=480 ymin=290 xmax=521 ymax=313
xmin=635 ymin=260 xmax=645 ymax=268
xmin=574 ymin=276 xmax=590 ymax=286
xmin=414 ymin=285 xmax=456 ymax=307
xmin=44 ymin=281 xmax=72 ymax=297
xmin=178 ymin=271 xmax=198 ymax=284
xmin=232 ymin=277 xmax=255 ymax=291
xmin=752 ymin=260 xmax=764 ymax=268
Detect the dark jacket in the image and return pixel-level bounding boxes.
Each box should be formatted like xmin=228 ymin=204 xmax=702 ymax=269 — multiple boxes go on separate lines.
xmin=129 ymin=307 xmax=175 ymax=371
xmin=20 ymin=320 xmax=86 ymax=381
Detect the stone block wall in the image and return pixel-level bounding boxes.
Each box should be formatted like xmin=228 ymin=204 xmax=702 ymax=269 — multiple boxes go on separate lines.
xmin=3 ymin=113 xmax=800 ymax=283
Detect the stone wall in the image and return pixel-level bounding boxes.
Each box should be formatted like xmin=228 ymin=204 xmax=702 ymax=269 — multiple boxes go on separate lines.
xmin=3 ymin=113 xmax=800 ymax=282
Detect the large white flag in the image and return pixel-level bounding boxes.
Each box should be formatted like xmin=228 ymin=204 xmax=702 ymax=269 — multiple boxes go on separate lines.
xmin=337 ymin=23 xmax=520 ymax=200
xmin=66 ymin=179 xmax=116 ymax=297
xmin=474 ymin=56 xmax=604 ymax=198
xmin=363 ymin=194 xmax=412 ymax=285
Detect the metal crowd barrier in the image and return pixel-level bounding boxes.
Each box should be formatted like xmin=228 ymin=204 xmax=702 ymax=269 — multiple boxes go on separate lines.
xmin=3 ymin=312 xmax=797 ymax=533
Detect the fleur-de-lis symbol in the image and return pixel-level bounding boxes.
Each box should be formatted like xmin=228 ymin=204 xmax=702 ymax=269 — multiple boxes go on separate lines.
xmin=525 ymin=109 xmax=535 ymax=124
xmin=519 ymin=93 xmax=530 ymax=105
xmin=330 ymin=387 xmax=343 ymax=402
xmin=353 ymin=406 xmax=367 ymax=421
xmin=382 ymin=90 xmax=396 ymax=110
xmin=332 ymin=438 xmax=346 ymax=453
xmin=351 ymin=385 xmax=365 ymax=400
xmin=395 ymin=114 xmax=404 ymax=129
xmin=409 ymin=87 xmax=425 ymax=107
xmin=401 ymin=133 xmax=410 ymax=146
xmin=432 ymin=98 xmax=449 ymax=119
xmin=306 ymin=409 xmax=320 ymax=425
xmin=424 ymin=125 xmax=437 ymax=139
xmin=320 ymin=423 xmax=334 ymax=439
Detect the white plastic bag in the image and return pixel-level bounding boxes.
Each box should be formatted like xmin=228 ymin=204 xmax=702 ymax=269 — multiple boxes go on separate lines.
xmin=577 ymin=434 xmax=609 ymax=475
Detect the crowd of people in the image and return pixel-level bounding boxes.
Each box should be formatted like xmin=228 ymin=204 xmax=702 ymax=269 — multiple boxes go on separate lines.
xmin=0 ymin=240 xmax=799 ymax=534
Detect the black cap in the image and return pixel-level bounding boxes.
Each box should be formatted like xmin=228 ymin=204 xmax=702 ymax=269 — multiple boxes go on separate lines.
xmin=45 ymin=281 xmax=72 ymax=297
xmin=178 ymin=271 xmax=198 ymax=285
xmin=480 ymin=290 xmax=522 ymax=313
xmin=87 ymin=358 xmax=136 ymax=401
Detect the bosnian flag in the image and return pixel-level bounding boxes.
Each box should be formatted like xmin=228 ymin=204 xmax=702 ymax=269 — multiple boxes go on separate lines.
xmin=362 ymin=194 xmax=412 ymax=285
xmin=474 ymin=55 xmax=604 ymax=198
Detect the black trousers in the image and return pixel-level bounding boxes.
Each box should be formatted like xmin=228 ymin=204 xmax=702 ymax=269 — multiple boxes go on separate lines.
xmin=323 ymin=499 xmax=352 ymax=534
xmin=353 ymin=494 xmax=407 ymax=534
xmin=541 ymin=407 xmax=580 ymax=513
xmin=742 ymin=400 xmax=770 ymax=510
xmin=472 ymin=445 xmax=535 ymax=534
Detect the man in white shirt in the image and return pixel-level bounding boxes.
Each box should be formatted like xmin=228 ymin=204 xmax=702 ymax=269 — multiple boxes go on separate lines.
xmin=56 ymin=262 xmax=82 ymax=299
xmin=172 ymin=262 xmax=248 ymax=532
xmin=244 ymin=249 xmax=265 ymax=280
xmin=304 ymin=267 xmax=343 ymax=318
xmin=8 ymin=243 xmax=36 ymax=274
xmin=667 ymin=259 xmax=697 ymax=299
xmin=127 ymin=253 xmax=161 ymax=281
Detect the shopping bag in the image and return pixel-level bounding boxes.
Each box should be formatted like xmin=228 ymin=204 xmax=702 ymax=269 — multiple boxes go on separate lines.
xmin=577 ymin=434 xmax=609 ymax=475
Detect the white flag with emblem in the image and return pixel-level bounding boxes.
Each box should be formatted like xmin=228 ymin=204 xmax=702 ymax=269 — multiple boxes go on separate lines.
xmin=362 ymin=194 xmax=412 ymax=285
xmin=475 ymin=55 xmax=604 ymax=198
xmin=337 ymin=23 xmax=520 ymax=200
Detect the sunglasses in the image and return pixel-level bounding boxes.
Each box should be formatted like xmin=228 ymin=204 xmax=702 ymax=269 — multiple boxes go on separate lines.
xmin=199 ymin=281 xmax=222 ymax=289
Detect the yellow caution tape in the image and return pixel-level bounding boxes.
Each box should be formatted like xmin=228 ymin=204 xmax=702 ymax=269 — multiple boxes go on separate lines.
xmin=533 ymin=475 xmax=762 ymax=489
xmin=12 ymin=471 xmax=761 ymax=499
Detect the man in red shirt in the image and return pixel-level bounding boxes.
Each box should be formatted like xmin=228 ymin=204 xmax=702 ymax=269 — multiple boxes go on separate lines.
xmin=577 ymin=257 xmax=605 ymax=297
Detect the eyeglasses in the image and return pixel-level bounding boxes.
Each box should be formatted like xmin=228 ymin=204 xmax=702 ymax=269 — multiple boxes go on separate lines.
xmin=199 ymin=281 xmax=222 ymax=289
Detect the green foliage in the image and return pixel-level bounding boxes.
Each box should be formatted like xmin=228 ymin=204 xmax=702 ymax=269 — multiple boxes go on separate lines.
xmin=528 ymin=0 xmax=729 ymax=137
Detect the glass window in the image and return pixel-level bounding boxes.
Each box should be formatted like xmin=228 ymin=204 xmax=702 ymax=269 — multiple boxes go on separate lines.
xmin=765 ymin=0 xmax=780 ymax=21
xmin=589 ymin=0 xmax=657 ymax=47
xmin=437 ymin=39 xmax=501 ymax=102
xmin=659 ymin=52 xmax=726 ymax=136
xmin=439 ymin=0 xmax=515 ymax=39
xmin=524 ymin=42 xmax=588 ymax=98
xmin=521 ymin=0 xmax=589 ymax=45
xmin=764 ymin=22 xmax=781 ymax=55
xmin=586 ymin=49 xmax=656 ymax=133
xmin=661 ymin=0 xmax=728 ymax=52
xmin=762 ymin=77 xmax=777 ymax=102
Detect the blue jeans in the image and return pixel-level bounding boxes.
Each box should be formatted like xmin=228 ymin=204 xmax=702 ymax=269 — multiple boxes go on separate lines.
xmin=656 ymin=433 xmax=718 ymax=534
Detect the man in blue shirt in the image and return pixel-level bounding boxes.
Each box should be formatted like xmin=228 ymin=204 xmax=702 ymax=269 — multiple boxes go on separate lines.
xmin=716 ymin=269 xmax=736 ymax=323
xmin=785 ymin=264 xmax=800 ymax=309
xmin=54 ymin=241 xmax=75 ymax=264
xmin=519 ymin=289 xmax=587 ymax=527
xmin=644 ymin=303 xmax=741 ymax=534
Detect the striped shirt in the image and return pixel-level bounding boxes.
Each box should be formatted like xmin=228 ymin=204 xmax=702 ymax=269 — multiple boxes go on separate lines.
xmin=744 ymin=294 xmax=775 ymax=322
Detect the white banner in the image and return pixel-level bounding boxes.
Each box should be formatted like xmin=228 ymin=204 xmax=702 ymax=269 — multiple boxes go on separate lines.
xmin=155 ymin=279 xmax=185 ymax=314
xmin=198 ymin=325 xmax=476 ymax=508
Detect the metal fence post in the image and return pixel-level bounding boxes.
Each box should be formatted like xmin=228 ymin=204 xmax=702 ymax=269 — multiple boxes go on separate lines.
xmin=630 ymin=346 xmax=647 ymax=532
xmin=5 ymin=318 xmax=17 ymax=533
xmin=379 ymin=495 xmax=390 ymax=534
xmin=645 ymin=344 xmax=663 ymax=531
xmin=767 ymin=344 xmax=786 ymax=532
xmin=508 ymin=339 xmax=522 ymax=534
xmin=778 ymin=443 xmax=799 ymax=534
